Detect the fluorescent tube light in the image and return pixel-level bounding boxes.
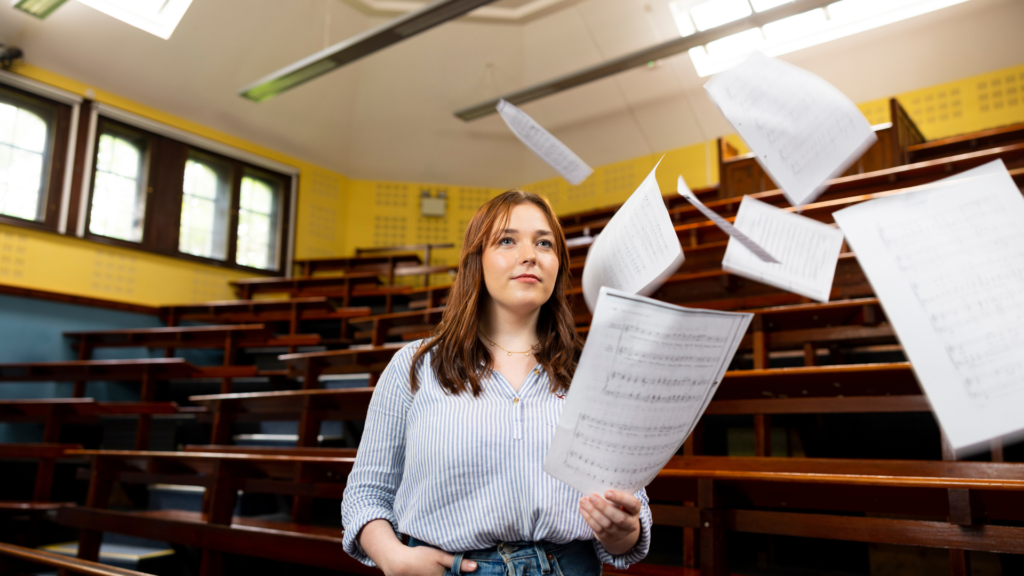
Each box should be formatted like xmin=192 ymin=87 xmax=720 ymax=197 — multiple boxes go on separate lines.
xmin=75 ymin=0 xmax=193 ymax=40
xmin=690 ymin=0 xmax=971 ymax=77
xmin=11 ymin=0 xmax=68 ymax=18
xmin=751 ymin=0 xmax=794 ymax=11
xmin=691 ymin=0 xmax=753 ymax=31
xmin=240 ymin=0 xmax=499 ymax=102
xmin=668 ymin=1 xmax=697 ymax=37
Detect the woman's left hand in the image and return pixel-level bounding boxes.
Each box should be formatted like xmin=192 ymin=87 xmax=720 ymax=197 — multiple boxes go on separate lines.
xmin=578 ymin=490 xmax=641 ymax=556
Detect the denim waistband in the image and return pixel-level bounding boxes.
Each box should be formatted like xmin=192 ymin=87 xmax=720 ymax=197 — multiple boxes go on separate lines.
xmin=407 ymin=537 xmax=586 ymax=575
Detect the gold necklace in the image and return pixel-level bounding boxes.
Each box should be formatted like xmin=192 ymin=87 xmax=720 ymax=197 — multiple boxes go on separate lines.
xmin=481 ymin=333 xmax=540 ymax=356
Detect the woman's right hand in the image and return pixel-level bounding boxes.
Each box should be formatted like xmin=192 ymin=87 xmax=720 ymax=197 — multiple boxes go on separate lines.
xmin=380 ymin=544 xmax=477 ymax=576
xmin=359 ymin=519 xmax=477 ymax=576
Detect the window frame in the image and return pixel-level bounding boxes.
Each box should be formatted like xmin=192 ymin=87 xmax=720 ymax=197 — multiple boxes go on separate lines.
xmin=0 ymin=79 xmax=76 ymax=232
xmin=178 ymin=149 xmax=235 ymax=262
xmin=236 ymin=166 xmax=290 ymax=272
xmin=83 ymin=118 xmax=156 ymax=246
xmin=80 ymin=113 xmax=294 ymax=275
xmin=0 ymin=79 xmax=297 ymax=277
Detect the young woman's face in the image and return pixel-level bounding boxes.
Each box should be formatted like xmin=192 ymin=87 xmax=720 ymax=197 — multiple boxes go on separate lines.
xmin=481 ymin=202 xmax=559 ymax=315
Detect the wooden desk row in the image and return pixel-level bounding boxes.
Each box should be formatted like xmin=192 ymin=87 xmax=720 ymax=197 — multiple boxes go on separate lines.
xmin=50 ymin=447 xmax=1024 ymax=576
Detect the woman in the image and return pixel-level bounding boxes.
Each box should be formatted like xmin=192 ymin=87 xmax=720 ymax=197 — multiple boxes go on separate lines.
xmin=342 ymin=190 xmax=652 ymax=575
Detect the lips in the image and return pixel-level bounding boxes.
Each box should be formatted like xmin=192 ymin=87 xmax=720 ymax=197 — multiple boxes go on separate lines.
xmin=513 ymin=274 xmax=540 ymax=282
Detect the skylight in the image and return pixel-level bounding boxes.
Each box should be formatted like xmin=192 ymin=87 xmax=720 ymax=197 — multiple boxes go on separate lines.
xmin=75 ymin=0 xmax=193 ymax=40
xmin=690 ymin=0 xmax=752 ymax=32
xmin=670 ymin=0 xmax=971 ymax=77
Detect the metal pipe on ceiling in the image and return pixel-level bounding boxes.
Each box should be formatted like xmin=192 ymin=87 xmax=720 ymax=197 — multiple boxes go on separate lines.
xmin=240 ymin=0 xmax=501 ymax=102
xmin=454 ymin=0 xmax=839 ymax=121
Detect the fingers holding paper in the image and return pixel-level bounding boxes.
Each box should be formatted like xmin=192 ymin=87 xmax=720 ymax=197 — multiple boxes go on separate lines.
xmin=579 ymin=490 xmax=642 ymax=556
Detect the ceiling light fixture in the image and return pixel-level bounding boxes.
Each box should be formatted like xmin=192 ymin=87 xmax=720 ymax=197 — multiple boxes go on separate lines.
xmin=75 ymin=0 xmax=194 ymax=40
xmin=690 ymin=0 xmax=970 ymax=77
xmin=239 ymin=0 xmax=500 ymax=103
xmin=11 ymin=0 xmax=68 ymax=18
xmin=454 ymin=0 xmax=836 ymax=121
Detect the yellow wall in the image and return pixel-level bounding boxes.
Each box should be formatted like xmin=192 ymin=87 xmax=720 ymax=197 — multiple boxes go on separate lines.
xmin=6 ymin=61 xmax=1024 ymax=303
xmin=858 ymin=63 xmax=1024 ymax=140
xmin=5 ymin=64 xmax=350 ymax=306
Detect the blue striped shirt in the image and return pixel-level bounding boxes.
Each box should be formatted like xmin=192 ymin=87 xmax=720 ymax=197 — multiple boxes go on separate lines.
xmin=341 ymin=340 xmax=652 ymax=569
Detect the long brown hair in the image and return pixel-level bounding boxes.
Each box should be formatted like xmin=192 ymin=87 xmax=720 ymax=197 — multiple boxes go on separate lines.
xmin=409 ymin=190 xmax=582 ymax=396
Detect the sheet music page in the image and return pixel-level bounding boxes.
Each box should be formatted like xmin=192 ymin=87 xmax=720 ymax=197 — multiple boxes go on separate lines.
xmin=705 ymin=52 xmax=877 ymax=207
xmin=544 ymin=287 xmax=752 ymax=495
xmin=581 ymin=160 xmax=685 ymax=312
xmin=677 ymin=175 xmax=778 ymax=263
xmin=834 ymin=160 xmax=1024 ymax=456
xmin=722 ymin=196 xmax=844 ymax=302
xmin=497 ymin=99 xmax=594 ymax=186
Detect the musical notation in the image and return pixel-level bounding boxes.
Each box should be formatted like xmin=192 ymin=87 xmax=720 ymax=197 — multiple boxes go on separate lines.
xmin=834 ymin=160 xmax=1024 ymax=456
xmin=580 ymin=160 xmax=685 ymax=312
xmin=563 ymin=450 xmax=666 ymax=492
xmin=678 ymin=175 xmax=779 ymax=263
xmin=544 ymin=288 xmax=753 ymax=495
xmin=705 ymin=52 xmax=876 ymax=207
xmin=721 ymin=195 xmax=845 ymax=303
xmin=497 ymin=99 xmax=593 ymax=186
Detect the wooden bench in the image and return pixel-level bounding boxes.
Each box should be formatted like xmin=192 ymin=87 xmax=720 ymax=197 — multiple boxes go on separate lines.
xmin=356 ymin=242 xmax=455 ymax=286
xmin=908 ymin=122 xmax=1024 ymax=164
xmin=230 ymin=272 xmax=381 ymax=302
xmin=58 ymin=449 xmax=373 ymax=575
xmin=347 ymin=307 xmax=445 ymax=346
xmin=0 ymin=398 xmax=193 ymax=447
xmin=0 ymin=541 xmax=154 ymax=576
xmin=64 ymin=324 xmax=320 ymax=388
xmin=717 ymin=99 xmax=923 ymax=200
xmin=643 ymin=455 xmax=1024 ymax=575
xmin=295 ymin=253 xmax=421 ymax=279
xmin=65 ymin=324 xmax=320 ymax=357
xmin=189 ymin=387 xmax=373 ymax=446
xmin=403 ymin=283 xmax=450 ymax=310
xmin=159 ymin=298 xmax=371 ymax=335
xmin=0 ymin=443 xmax=82 ymax=503
xmin=0 ymin=359 xmax=255 ymax=448
xmin=279 ymin=346 xmax=404 ymax=388
xmin=562 ymin=141 xmax=1024 ymax=241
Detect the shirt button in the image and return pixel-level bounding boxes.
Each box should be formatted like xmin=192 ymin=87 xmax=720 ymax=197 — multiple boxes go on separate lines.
xmin=533 ymin=369 xmax=540 ymax=375
xmin=513 ymin=398 xmax=520 ymax=404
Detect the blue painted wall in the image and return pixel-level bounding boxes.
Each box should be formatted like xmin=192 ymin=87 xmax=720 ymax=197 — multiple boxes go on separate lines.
xmin=0 ymin=293 xmax=163 ymax=441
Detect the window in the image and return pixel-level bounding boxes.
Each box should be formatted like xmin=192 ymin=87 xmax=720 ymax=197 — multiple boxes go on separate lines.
xmin=0 ymin=92 xmax=294 ymax=274
xmin=179 ymin=152 xmax=231 ymax=260
xmin=81 ymin=115 xmax=292 ymax=274
xmin=0 ymin=100 xmax=49 ymax=220
xmin=236 ymin=171 xmax=282 ymax=271
xmin=0 ymin=84 xmax=71 ymax=230
xmin=88 ymin=124 xmax=149 ymax=242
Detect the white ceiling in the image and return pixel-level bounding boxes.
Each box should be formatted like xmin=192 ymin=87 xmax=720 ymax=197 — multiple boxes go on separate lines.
xmin=1 ymin=0 xmax=1022 ymax=188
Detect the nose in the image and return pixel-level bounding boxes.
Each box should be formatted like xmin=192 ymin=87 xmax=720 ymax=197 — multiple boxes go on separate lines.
xmin=518 ymin=243 xmax=537 ymax=265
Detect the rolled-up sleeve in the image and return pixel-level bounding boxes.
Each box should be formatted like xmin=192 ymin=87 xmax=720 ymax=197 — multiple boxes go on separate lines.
xmin=591 ymin=487 xmax=653 ymax=570
xmin=341 ymin=343 xmax=417 ymax=566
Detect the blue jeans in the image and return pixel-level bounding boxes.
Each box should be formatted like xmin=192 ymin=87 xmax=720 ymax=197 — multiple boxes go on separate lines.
xmin=407 ymin=537 xmax=602 ymax=576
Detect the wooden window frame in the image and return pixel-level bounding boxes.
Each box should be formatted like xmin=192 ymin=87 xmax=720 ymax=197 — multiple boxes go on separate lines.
xmin=0 ymin=82 xmax=73 ymax=232
xmin=81 ymin=115 xmax=293 ymax=276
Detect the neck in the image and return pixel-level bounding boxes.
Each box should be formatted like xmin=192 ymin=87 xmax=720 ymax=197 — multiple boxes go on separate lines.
xmin=479 ymin=296 xmax=541 ymax=350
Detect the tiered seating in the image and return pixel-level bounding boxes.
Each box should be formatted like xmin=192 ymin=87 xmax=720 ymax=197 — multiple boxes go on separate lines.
xmin=56 ymin=449 xmax=373 ymax=574
xmin=6 ymin=120 xmax=1024 ymax=575
xmin=562 ymin=140 xmax=1024 ymax=241
xmin=160 ymin=297 xmax=370 ymax=334
xmin=0 ymin=541 xmax=154 ymax=576
xmin=189 ymin=387 xmax=373 ymax=446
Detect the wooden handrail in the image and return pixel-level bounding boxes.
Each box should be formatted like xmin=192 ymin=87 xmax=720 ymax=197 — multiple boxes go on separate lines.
xmin=0 ymin=542 xmax=152 ymax=576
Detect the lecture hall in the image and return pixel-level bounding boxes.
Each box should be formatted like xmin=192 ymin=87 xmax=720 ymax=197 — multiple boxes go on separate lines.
xmin=1 ymin=0 xmax=1023 ymax=575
